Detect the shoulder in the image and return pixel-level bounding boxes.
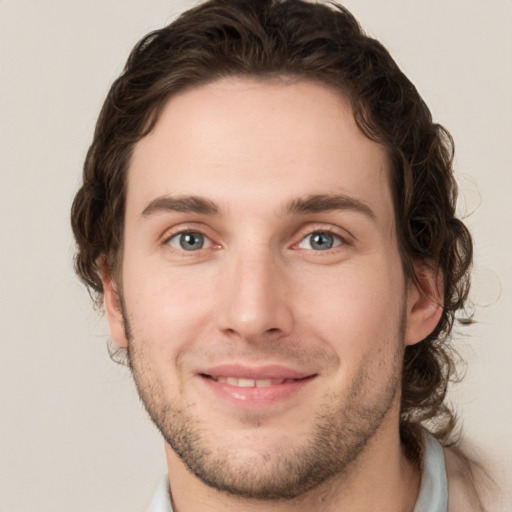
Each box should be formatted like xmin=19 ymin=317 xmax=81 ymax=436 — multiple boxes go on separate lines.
xmin=444 ymin=444 xmax=503 ymax=512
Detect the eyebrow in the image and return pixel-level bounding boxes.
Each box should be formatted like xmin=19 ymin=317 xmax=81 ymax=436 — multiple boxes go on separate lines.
xmin=141 ymin=195 xmax=219 ymax=217
xmin=285 ymin=194 xmax=376 ymax=221
xmin=140 ymin=193 xmax=376 ymax=221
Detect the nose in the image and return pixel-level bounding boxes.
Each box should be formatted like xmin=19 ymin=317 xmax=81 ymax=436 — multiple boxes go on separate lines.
xmin=216 ymin=248 xmax=294 ymax=342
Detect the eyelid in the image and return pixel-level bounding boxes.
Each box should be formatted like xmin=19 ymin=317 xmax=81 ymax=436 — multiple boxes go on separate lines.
xmin=167 ymin=231 xmax=213 ymax=250
xmin=161 ymin=223 xmax=221 ymax=251
xmin=162 ymin=222 xmax=209 ymax=241
xmin=291 ymin=223 xmax=353 ymax=249
xmin=297 ymin=231 xmax=344 ymax=250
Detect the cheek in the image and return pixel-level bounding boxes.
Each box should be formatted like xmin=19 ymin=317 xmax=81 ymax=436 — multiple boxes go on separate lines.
xmin=301 ymin=272 xmax=405 ymax=402
xmin=295 ymin=259 xmax=406 ymax=354
xmin=122 ymin=261 xmax=219 ymax=348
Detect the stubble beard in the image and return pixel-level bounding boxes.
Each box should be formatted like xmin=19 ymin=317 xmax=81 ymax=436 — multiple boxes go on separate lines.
xmin=123 ymin=304 xmax=406 ymax=501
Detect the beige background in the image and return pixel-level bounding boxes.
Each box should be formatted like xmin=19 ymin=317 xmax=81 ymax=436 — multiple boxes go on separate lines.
xmin=1 ymin=1 xmax=511 ymax=510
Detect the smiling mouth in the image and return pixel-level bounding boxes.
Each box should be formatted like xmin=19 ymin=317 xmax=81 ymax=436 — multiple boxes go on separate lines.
xmin=199 ymin=370 xmax=316 ymax=406
xmin=205 ymin=376 xmax=300 ymax=387
xmin=202 ymin=374 xmax=314 ymax=388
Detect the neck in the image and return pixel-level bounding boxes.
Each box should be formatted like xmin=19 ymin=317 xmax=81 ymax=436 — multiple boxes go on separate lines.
xmin=164 ymin=419 xmax=421 ymax=512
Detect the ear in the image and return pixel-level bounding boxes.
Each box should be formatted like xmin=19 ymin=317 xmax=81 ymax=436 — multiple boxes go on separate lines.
xmin=101 ymin=270 xmax=129 ymax=348
xmin=405 ymin=261 xmax=444 ymax=346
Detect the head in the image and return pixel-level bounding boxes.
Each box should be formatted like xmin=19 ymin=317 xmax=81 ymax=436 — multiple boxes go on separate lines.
xmin=71 ymin=0 xmax=472 ymax=489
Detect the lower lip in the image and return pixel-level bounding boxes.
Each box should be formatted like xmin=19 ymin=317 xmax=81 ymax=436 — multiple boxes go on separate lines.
xmin=199 ymin=375 xmax=316 ymax=407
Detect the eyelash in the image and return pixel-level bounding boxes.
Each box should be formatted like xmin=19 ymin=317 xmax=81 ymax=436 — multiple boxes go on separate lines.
xmin=164 ymin=229 xmax=216 ymax=252
xmin=296 ymin=229 xmax=345 ymax=252
xmin=162 ymin=226 xmax=350 ymax=255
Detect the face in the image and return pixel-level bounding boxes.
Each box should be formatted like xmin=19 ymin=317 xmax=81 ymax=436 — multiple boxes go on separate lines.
xmin=104 ymin=78 xmax=438 ymax=499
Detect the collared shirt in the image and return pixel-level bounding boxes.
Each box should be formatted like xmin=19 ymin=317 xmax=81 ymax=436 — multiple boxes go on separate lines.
xmin=413 ymin=431 xmax=449 ymax=512
xmin=147 ymin=476 xmax=173 ymax=512
xmin=147 ymin=432 xmax=448 ymax=512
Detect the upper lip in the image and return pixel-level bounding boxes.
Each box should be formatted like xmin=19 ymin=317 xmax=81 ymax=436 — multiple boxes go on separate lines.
xmin=199 ymin=364 xmax=315 ymax=381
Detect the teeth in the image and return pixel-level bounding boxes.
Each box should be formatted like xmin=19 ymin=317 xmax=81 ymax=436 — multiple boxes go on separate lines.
xmin=255 ymin=379 xmax=273 ymax=387
xmin=214 ymin=377 xmax=286 ymax=387
xmin=230 ymin=377 xmax=253 ymax=387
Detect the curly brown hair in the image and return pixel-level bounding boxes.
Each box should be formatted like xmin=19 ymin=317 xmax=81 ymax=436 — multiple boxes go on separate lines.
xmin=71 ymin=0 xmax=472 ymax=456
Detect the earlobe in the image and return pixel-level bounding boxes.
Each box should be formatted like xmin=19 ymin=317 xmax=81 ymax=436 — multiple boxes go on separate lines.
xmin=101 ymin=271 xmax=129 ymax=348
xmin=405 ymin=261 xmax=444 ymax=346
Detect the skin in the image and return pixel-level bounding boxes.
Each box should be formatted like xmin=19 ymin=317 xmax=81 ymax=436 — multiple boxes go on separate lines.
xmin=103 ymin=78 xmax=443 ymax=512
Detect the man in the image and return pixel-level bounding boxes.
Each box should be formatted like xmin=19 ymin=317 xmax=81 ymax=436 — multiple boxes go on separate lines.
xmin=71 ymin=1 xmax=494 ymax=510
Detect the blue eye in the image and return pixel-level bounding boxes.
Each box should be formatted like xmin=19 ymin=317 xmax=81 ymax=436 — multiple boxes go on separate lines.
xmin=168 ymin=232 xmax=211 ymax=251
xmin=299 ymin=231 xmax=342 ymax=251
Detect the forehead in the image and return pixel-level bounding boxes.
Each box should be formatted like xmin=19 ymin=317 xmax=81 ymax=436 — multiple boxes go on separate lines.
xmin=128 ymin=78 xmax=393 ymax=222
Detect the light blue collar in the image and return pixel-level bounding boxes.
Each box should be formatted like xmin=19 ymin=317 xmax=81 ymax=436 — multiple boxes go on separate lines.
xmin=413 ymin=431 xmax=449 ymax=512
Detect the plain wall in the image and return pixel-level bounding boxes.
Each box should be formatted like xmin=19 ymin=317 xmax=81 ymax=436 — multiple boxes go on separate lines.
xmin=1 ymin=1 xmax=511 ymax=510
